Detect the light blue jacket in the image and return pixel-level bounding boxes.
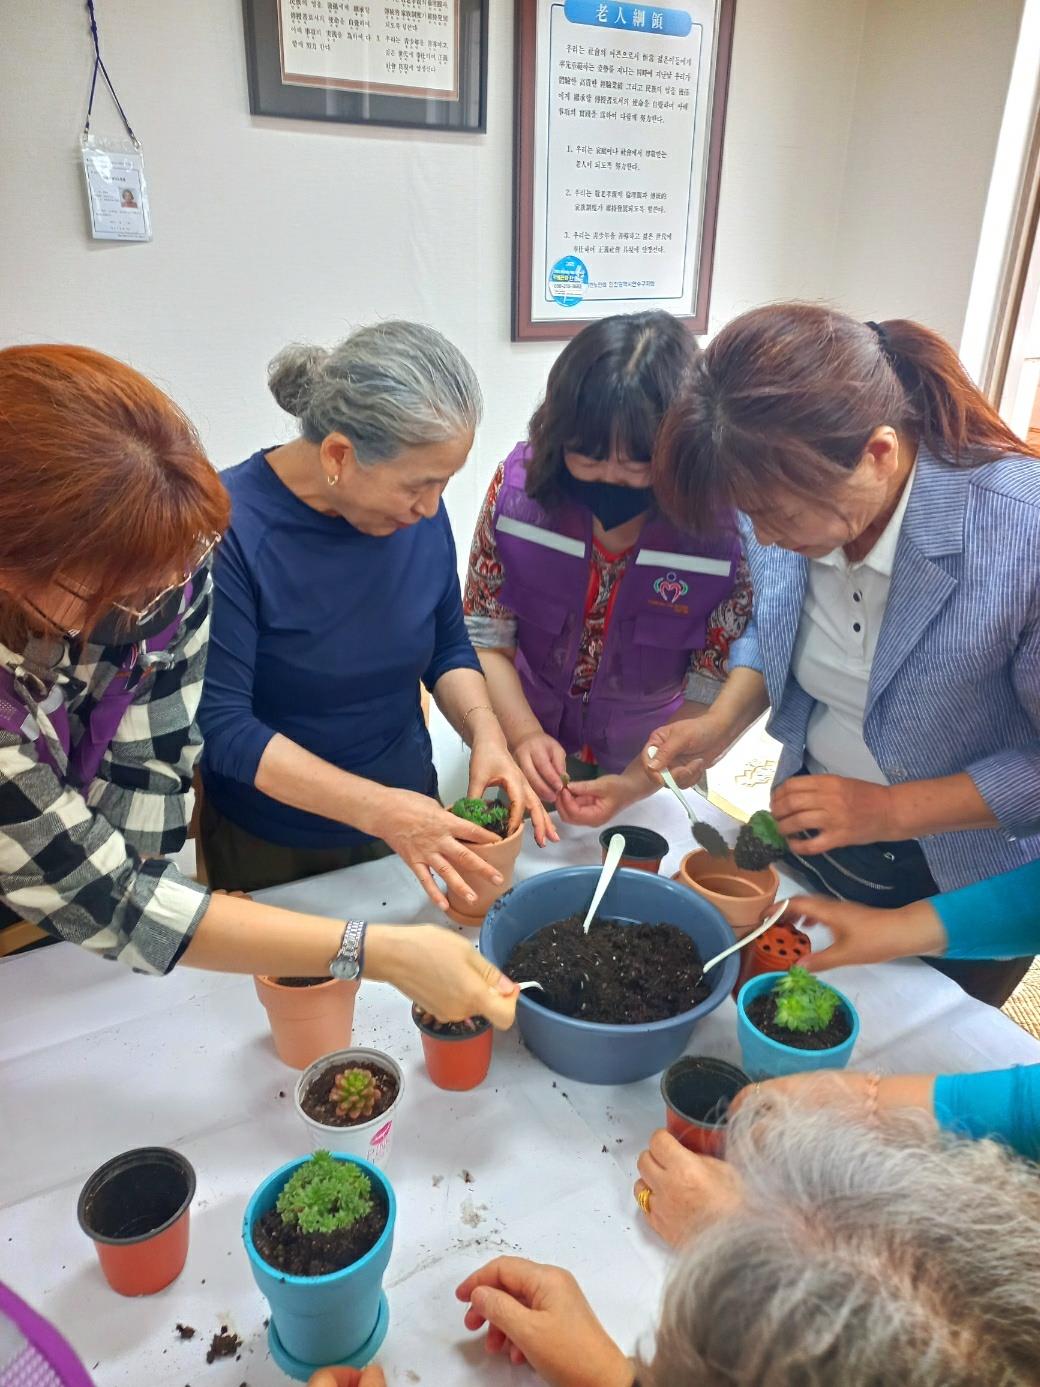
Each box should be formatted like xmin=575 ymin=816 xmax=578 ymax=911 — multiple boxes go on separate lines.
xmin=730 ymin=445 xmax=1040 ymax=890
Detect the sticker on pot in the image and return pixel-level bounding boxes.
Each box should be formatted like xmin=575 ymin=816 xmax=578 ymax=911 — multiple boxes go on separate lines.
xmin=548 ymin=255 xmax=588 ymax=308
xmin=368 ymin=1120 xmax=393 ymax=1160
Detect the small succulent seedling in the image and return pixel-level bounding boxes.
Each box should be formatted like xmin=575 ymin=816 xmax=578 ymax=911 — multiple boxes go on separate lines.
xmin=275 ymin=1150 xmax=373 ymax=1235
xmin=733 ymin=810 xmax=788 ymax=871
xmin=450 ymin=796 xmax=510 ymax=837
xmin=332 ymin=1067 xmax=381 ymax=1121
xmin=771 ymin=966 xmax=841 ymax=1034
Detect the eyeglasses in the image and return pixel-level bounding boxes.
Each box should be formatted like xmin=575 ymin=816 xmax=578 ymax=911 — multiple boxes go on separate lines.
xmin=56 ymin=534 xmax=222 ymax=623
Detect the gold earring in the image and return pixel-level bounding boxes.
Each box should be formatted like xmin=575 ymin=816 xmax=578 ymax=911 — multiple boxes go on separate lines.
xmin=326 ymin=473 xmax=339 ymax=487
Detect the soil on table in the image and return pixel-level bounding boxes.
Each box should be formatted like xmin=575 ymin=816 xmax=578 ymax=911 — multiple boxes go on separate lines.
xmin=301 ymin=1061 xmax=399 ymax=1127
xmin=413 ymin=1006 xmax=490 ymax=1037
xmin=253 ymin=1187 xmax=389 ymax=1277
xmin=507 ymin=915 xmax=709 ymax=1024
xmin=206 ymin=1327 xmax=241 ymax=1363
xmin=273 ymin=976 xmax=329 ymax=988
xmin=746 ymin=995 xmax=852 ymax=1050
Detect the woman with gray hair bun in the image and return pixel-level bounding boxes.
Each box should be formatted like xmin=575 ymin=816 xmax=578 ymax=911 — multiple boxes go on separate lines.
xmin=455 ymin=1101 xmax=1040 ymax=1387
xmin=199 ymin=321 xmax=553 ymax=902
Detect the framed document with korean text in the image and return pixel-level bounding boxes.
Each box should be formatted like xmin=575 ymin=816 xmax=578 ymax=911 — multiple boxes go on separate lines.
xmin=513 ymin=0 xmax=735 ymax=340
xmin=242 ymin=0 xmax=488 ymax=132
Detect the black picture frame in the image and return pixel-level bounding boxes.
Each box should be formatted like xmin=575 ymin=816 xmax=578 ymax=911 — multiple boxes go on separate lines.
xmin=242 ymin=0 xmax=489 ymax=133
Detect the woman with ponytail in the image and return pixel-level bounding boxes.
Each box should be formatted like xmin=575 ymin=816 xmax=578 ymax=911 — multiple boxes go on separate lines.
xmin=645 ymin=303 xmax=1040 ymax=1005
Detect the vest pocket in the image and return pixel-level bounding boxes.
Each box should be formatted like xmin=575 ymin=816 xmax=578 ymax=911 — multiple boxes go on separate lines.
xmin=625 ymin=611 xmax=706 ymax=697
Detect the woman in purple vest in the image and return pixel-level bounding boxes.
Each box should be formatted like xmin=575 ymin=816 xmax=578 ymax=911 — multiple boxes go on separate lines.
xmin=464 ymin=312 xmax=752 ymax=828
xmin=0 ymin=345 xmax=518 ymax=1030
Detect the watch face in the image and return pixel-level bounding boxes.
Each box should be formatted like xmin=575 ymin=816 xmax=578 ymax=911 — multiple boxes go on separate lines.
xmin=330 ymin=955 xmax=360 ymax=981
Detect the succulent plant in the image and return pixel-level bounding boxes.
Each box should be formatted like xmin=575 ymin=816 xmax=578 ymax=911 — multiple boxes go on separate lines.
xmin=275 ymin=1150 xmax=373 ymax=1235
xmin=733 ymin=810 xmax=787 ymax=871
xmin=771 ymin=966 xmax=841 ymax=1035
xmin=332 ymin=1066 xmax=381 ymax=1121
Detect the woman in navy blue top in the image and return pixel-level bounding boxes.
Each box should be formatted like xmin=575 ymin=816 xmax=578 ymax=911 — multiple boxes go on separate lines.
xmin=646 ymin=305 xmax=1040 ymax=1005
xmin=199 ymin=322 xmax=551 ymax=904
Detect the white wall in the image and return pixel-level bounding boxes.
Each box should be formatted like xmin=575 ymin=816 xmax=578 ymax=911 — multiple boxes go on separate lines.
xmin=830 ymin=0 xmax=1025 ymax=342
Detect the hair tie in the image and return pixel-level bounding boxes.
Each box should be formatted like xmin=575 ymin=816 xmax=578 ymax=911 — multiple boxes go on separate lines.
xmin=865 ymin=319 xmax=890 ymax=348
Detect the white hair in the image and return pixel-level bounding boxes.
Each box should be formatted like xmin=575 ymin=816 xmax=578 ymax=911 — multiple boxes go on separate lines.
xmin=267 ymin=320 xmax=482 ymax=464
xmin=643 ymin=1092 xmax=1040 ymax=1386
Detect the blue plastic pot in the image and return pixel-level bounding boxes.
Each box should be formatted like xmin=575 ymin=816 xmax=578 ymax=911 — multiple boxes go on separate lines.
xmin=736 ymin=972 xmax=860 ymax=1080
xmin=481 ymin=866 xmax=737 ymax=1084
xmin=243 ymin=1153 xmax=395 ymax=1381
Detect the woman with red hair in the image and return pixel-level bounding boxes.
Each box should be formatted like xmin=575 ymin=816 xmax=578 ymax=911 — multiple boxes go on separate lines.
xmin=0 ymin=345 xmax=517 ymax=1028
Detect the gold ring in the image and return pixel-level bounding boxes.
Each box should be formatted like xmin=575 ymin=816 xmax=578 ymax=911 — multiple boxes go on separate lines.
xmin=636 ymin=1185 xmax=652 ymax=1217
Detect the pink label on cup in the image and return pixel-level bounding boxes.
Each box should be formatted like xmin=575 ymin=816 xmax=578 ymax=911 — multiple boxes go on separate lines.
xmin=370 ymin=1120 xmax=393 ymax=1149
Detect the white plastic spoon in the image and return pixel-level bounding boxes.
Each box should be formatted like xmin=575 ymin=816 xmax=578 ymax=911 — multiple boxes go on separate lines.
xmin=647 ymin=746 xmax=729 ymax=857
xmin=696 ymin=899 xmax=794 ymax=985
xmin=581 ymin=831 xmax=626 ymax=934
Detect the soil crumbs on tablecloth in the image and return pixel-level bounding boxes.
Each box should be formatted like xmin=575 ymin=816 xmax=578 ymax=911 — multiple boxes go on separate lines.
xmin=746 ymin=995 xmax=852 ymax=1050
xmin=206 ymin=1327 xmax=241 ymax=1363
xmin=508 ymin=915 xmax=709 ymax=1023
xmin=300 ymin=1061 xmax=398 ymax=1127
xmin=253 ymin=1189 xmax=388 ymax=1277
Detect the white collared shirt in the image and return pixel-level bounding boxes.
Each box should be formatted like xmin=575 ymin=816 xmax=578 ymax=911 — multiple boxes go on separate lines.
xmin=790 ymin=468 xmax=916 ymax=784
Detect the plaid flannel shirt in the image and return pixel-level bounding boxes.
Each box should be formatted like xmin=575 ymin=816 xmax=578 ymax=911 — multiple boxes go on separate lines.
xmin=0 ymin=574 xmax=213 ymax=974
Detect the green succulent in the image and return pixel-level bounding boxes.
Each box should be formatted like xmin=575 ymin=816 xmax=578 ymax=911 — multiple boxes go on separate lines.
xmin=276 ymin=1150 xmax=374 ymax=1236
xmin=450 ymin=796 xmax=509 ymax=834
xmin=332 ymin=1067 xmax=380 ymax=1120
xmin=771 ymin=967 xmax=841 ymax=1035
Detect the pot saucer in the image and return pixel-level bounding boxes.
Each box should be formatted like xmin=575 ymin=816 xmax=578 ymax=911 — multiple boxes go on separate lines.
xmin=267 ymin=1292 xmax=389 ymax=1381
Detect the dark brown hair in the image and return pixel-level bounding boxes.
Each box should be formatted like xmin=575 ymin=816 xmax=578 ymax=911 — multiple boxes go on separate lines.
xmin=0 ymin=344 xmax=230 ymax=645
xmin=652 ymin=302 xmax=1037 ymax=528
xmin=526 ymin=311 xmax=696 ymax=506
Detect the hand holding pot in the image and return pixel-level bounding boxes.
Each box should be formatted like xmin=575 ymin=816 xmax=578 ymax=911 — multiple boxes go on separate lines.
xmin=456 ymin=1257 xmax=634 ymax=1387
xmin=512 ymin=729 xmax=568 ymax=802
xmin=374 ymin=787 xmax=502 ymax=912
xmin=634 ymin=1130 xmax=743 ymax=1248
xmin=770 ymin=775 xmax=896 ymax=855
xmin=368 ymin=924 xmax=518 ymax=1029
xmin=467 ymin=729 xmax=558 ymax=847
xmin=308 ymin=1369 xmax=387 ymax=1386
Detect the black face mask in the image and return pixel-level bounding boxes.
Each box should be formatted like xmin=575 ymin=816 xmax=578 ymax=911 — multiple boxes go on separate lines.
xmin=88 ymin=585 xmax=185 ymax=647
xmin=560 ymin=471 xmax=652 ymax=529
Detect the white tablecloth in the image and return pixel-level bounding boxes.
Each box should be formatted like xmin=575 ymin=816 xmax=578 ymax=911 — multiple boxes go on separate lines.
xmin=1 ymin=790 xmax=1038 ymax=1386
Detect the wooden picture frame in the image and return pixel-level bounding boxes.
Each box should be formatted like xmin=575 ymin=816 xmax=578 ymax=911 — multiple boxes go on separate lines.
xmin=242 ymin=0 xmax=489 ymax=133
xmin=513 ymin=0 xmax=736 ymax=341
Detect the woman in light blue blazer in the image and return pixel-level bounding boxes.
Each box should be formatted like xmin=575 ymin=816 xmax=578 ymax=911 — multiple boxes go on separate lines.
xmin=645 ymin=303 xmax=1040 ymax=1005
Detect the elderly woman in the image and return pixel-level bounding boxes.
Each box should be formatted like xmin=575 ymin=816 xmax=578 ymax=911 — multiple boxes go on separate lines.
xmin=646 ymin=304 xmax=1040 ymax=1004
xmin=198 ymin=322 xmax=551 ymax=906
xmin=463 ymin=311 xmax=751 ymax=828
xmin=0 ymin=344 xmax=517 ymax=1027
xmin=452 ymin=1103 xmax=1040 ymax=1386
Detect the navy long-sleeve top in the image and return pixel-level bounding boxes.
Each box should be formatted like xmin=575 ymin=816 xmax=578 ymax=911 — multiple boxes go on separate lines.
xmin=199 ymin=449 xmax=480 ymax=848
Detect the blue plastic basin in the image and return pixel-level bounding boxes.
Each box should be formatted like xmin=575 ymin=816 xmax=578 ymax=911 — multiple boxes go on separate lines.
xmin=736 ymin=972 xmax=860 ymax=1079
xmin=481 ymin=867 xmax=738 ymax=1085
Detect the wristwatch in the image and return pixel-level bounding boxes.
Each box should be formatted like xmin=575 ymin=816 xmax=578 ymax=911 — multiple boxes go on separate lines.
xmin=329 ymin=919 xmax=367 ymax=981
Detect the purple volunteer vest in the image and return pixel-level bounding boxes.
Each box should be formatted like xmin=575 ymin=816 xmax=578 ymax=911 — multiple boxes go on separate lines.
xmin=0 ymin=584 xmax=190 ymax=788
xmin=493 ymin=445 xmax=739 ymax=772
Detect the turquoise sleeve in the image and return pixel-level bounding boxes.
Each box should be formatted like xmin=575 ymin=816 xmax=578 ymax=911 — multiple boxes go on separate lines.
xmin=933 ymin=1067 xmax=1040 ymax=1161
xmin=933 ymin=859 xmax=1040 ymax=959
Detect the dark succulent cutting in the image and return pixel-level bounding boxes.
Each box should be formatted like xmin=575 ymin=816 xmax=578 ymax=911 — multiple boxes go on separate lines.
xmin=733 ymin=810 xmax=788 ymax=871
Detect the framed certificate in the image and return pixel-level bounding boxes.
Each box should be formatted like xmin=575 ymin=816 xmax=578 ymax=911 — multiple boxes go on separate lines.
xmin=242 ymin=0 xmax=488 ymax=132
xmin=513 ymin=0 xmax=735 ymax=340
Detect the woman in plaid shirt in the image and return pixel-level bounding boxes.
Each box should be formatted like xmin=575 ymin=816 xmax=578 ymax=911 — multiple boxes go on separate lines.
xmin=0 ymin=346 xmax=517 ymax=1029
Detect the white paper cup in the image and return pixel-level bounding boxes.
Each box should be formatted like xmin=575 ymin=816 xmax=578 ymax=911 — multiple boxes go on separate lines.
xmin=294 ymin=1047 xmax=404 ymax=1170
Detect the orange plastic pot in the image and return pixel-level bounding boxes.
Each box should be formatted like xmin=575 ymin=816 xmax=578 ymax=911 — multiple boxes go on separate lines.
xmin=661 ymin=1057 xmax=750 ymax=1157
xmin=598 ymin=825 xmax=668 ymax=873
xmin=733 ymin=910 xmax=812 ymax=999
xmin=673 ymin=849 xmax=779 ymax=934
xmin=78 ymin=1147 xmax=195 ymax=1296
xmin=413 ymin=1007 xmax=493 ymax=1090
xmin=444 ymin=821 xmax=525 ymax=927
xmin=254 ymin=974 xmax=359 ymax=1070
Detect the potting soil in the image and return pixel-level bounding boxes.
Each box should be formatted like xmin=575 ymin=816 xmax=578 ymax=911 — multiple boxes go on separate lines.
xmin=273 ymin=976 xmax=328 ymax=987
xmin=253 ymin=1191 xmax=388 ymax=1277
xmin=746 ymin=995 xmax=852 ymax=1050
xmin=414 ymin=1008 xmax=490 ymax=1037
xmin=507 ymin=915 xmax=710 ymax=1023
xmin=300 ymin=1060 xmax=399 ymax=1127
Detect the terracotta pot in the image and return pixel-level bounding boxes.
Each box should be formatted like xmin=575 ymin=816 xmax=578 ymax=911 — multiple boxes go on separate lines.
xmin=673 ymin=850 xmax=779 ymax=934
xmin=733 ymin=908 xmax=812 ymax=999
xmin=254 ymin=974 xmax=359 ymax=1070
xmin=661 ymin=1056 xmax=750 ymax=1157
xmin=598 ymin=825 xmax=668 ymax=874
xmin=444 ymin=820 xmax=526 ymax=926
xmin=78 ymin=1147 xmax=195 ymax=1296
xmin=412 ymin=1007 xmax=493 ymax=1090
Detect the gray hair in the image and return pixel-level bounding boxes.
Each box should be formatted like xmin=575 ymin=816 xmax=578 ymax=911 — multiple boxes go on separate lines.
xmin=267 ymin=320 xmax=482 ymax=464
xmin=643 ymin=1092 xmax=1040 ymax=1386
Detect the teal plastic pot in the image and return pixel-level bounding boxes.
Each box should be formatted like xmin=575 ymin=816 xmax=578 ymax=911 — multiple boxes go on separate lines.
xmin=243 ymin=1153 xmax=395 ymax=1381
xmin=736 ymin=972 xmax=859 ymax=1080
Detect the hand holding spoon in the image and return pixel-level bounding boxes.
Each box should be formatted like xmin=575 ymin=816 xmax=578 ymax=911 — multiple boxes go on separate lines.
xmin=647 ymin=746 xmax=730 ymax=858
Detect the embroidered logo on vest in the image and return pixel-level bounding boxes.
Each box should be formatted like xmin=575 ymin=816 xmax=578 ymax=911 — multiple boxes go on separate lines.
xmin=653 ymin=572 xmax=689 ymax=605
